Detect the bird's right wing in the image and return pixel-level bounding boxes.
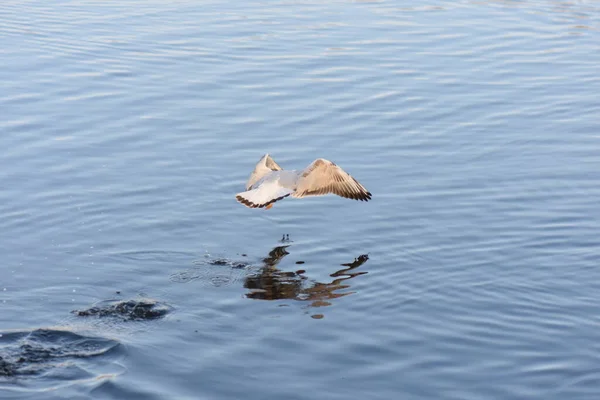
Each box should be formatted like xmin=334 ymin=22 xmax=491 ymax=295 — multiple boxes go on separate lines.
xmin=245 ymin=154 xmax=283 ymax=190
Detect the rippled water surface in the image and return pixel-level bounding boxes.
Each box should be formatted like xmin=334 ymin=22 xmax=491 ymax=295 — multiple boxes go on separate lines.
xmin=1 ymin=0 xmax=600 ymax=398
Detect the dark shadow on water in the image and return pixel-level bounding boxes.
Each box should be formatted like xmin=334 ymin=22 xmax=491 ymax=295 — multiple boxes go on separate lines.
xmin=244 ymin=245 xmax=369 ymax=316
xmin=0 ymin=328 xmax=124 ymax=391
xmin=73 ymin=298 xmax=173 ymax=321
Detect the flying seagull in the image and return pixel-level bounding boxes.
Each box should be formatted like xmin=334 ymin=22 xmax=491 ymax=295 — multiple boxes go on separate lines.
xmin=236 ymin=154 xmax=372 ymax=209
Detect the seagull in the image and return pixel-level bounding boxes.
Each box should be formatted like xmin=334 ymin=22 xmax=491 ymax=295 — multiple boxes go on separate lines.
xmin=236 ymin=154 xmax=372 ymax=209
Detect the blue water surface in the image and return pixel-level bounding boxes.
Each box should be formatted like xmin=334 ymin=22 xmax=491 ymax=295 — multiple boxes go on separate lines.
xmin=1 ymin=1 xmax=600 ymax=399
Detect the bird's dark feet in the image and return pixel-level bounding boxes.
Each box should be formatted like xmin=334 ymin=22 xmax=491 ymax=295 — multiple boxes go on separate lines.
xmin=280 ymin=234 xmax=291 ymax=243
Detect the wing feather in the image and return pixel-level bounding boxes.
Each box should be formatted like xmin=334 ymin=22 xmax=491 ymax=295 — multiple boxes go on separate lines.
xmin=292 ymin=159 xmax=372 ymax=201
xmin=246 ymin=154 xmax=282 ymax=190
xmin=236 ymin=180 xmax=292 ymax=209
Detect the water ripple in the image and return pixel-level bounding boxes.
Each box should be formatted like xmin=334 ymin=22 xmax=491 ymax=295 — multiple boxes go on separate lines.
xmin=1 ymin=0 xmax=600 ymax=399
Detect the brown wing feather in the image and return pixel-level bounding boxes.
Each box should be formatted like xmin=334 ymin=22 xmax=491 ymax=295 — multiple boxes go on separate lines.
xmin=293 ymin=159 xmax=372 ymax=201
xmin=265 ymin=155 xmax=282 ymax=171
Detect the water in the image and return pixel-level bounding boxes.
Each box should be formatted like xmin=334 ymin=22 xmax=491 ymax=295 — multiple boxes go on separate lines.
xmin=1 ymin=0 xmax=600 ymax=398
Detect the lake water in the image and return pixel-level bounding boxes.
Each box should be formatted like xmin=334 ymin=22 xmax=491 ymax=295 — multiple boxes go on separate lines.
xmin=1 ymin=0 xmax=600 ymax=398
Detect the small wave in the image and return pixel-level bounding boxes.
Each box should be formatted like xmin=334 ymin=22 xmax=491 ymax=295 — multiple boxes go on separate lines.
xmin=170 ymin=256 xmax=253 ymax=286
xmin=73 ymin=298 xmax=173 ymax=321
xmin=0 ymin=328 xmax=123 ymax=383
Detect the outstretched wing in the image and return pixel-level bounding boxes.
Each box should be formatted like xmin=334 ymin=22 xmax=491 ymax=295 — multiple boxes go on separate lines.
xmin=293 ymin=158 xmax=371 ymax=201
xmin=246 ymin=154 xmax=283 ymax=190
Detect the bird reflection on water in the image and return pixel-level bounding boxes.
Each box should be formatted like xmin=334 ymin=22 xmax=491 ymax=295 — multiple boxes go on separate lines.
xmin=244 ymin=245 xmax=369 ymax=316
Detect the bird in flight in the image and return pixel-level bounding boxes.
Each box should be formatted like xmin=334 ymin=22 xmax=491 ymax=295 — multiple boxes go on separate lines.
xmin=236 ymin=154 xmax=372 ymax=209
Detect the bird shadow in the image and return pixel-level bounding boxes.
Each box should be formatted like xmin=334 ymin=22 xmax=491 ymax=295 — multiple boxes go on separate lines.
xmin=244 ymin=244 xmax=369 ymax=317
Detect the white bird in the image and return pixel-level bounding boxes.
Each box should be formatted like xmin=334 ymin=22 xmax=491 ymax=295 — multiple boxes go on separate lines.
xmin=236 ymin=154 xmax=372 ymax=209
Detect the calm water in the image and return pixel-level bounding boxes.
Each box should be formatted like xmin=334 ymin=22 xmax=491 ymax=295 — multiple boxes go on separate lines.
xmin=1 ymin=0 xmax=600 ymax=398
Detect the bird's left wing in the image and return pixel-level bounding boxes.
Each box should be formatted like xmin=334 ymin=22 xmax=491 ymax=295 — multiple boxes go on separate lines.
xmin=293 ymin=158 xmax=371 ymax=201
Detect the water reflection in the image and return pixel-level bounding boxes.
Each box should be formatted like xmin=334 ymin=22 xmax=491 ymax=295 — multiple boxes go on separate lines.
xmin=244 ymin=245 xmax=369 ymax=315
